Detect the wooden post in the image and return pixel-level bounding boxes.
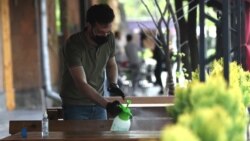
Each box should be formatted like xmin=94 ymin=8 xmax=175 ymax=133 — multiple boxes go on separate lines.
xmin=0 ymin=0 xmax=15 ymax=111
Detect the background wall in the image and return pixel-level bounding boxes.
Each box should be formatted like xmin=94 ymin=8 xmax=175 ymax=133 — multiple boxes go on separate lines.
xmin=0 ymin=6 xmax=3 ymax=93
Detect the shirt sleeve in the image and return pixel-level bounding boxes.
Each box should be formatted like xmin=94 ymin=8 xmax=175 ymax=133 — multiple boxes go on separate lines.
xmin=63 ymin=36 xmax=82 ymax=67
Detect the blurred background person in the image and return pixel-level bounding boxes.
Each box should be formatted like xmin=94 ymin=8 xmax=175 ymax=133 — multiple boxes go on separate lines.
xmin=114 ymin=31 xmax=128 ymax=72
xmin=152 ymin=39 xmax=165 ymax=95
xmin=125 ymin=34 xmax=143 ymax=93
xmin=140 ymin=32 xmax=156 ymax=87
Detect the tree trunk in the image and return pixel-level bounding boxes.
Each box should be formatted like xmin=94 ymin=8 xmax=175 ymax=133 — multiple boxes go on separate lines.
xmin=175 ymin=0 xmax=192 ymax=79
xmin=188 ymin=0 xmax=199 ymax=72
xmin=166 ymin=0 xmax=179 ymax=95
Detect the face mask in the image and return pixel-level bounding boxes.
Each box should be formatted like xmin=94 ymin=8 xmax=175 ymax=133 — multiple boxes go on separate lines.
xmin=93 ymin=35 xmax=108 ymax=45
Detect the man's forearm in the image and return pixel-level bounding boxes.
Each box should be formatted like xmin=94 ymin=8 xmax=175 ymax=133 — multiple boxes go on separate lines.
xmin=77 ymin=82 xmax=109 ymax=107
xmin=106 ymin=61 xmax=118 ymax=85
xmin=69 ymin=66 xmax=109 ymax=107
xmin=107 ymin=68 xmax=118 ymax=84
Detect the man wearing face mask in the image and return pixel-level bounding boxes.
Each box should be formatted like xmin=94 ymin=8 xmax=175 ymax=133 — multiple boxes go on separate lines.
xmin=60 ymin=4 xmax=126 ymax=120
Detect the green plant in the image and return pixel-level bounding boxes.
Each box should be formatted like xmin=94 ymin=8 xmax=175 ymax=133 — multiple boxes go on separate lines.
xmin=209 ymin=59 xmax=250 ymax=107
xmin=167 ymin=76 xmax=247 ymax=141
xmin=164 ymin=59 xmax=250 ymax=141
xmin=178 ymin=107 xmax=232 ymax=141
xmin=161 ymin=125 xmax=200 ymax=141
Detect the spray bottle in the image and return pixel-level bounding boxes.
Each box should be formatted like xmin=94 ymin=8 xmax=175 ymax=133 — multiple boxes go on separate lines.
xmin=110 ymin=100 xmax=132 ymax=131
xmin=41 ymin=111 xmax=49 ymax=137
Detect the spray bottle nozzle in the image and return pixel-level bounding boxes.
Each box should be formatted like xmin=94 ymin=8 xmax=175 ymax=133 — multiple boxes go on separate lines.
xmin=118 ymin=99 xmax=132 ymax=120
xmin=126 ymin=99 xmax=131 ymax=107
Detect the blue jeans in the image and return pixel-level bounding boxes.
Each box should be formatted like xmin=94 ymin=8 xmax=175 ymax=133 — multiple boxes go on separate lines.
xmin=62 ymin=104 xmax=107 ymax=120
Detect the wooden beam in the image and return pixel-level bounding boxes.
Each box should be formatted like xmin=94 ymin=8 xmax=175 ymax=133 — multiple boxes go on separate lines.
xmin=0 ymin=0 xmax=15 ymax=110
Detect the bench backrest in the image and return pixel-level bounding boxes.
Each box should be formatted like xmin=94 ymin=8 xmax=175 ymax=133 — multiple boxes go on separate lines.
xmin=9 ymin=120 xmax=112 ymax=135
xmin=47 ymin=108 xmax=63 ymax=120
xmin=46 ymin=96 xmax=174 ymax=120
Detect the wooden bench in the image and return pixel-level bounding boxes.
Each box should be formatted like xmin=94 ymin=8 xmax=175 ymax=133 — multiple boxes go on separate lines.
xmin=9 ymin=118 xmax=173 ymax=135
xmin=3 ymin=131 xmax=161 ymax=141
xmin=9 ymin=120 xmax=112 ymax=135
xmin=47 ymin=107 xmax=63 ymax=120
xmin=7 ymin=97 xmax=174 ymax=140
xmin=47 ymin=96 xmax=174 ymax=120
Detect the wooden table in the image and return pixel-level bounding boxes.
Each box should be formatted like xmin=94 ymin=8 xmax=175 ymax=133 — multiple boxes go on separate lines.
xmin=9 ymin=119 xmax=173 ymax=135
xmin=1 ymin=131 xmax=160 ymax=141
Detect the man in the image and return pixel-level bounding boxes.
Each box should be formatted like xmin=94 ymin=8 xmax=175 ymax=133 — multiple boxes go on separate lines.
xmin=114 ymin=31 xmax=127 ymax=66
xmin=125 ymin=34 xmax=143 ymax=92
xmin=60 ymin=4 xmax=125 ymax=120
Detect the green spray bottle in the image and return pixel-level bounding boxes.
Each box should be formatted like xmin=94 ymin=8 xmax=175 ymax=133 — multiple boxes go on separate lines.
xmin=110 ymin=100 xmax=132 ymax=131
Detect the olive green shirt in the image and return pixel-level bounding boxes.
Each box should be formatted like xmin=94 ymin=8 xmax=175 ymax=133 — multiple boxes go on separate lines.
xmin=60 ymin=30 xmax=115 ymax=105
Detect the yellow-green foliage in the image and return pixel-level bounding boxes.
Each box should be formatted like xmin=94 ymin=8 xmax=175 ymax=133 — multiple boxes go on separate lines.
xmin=205 ymin=59 xmax=250 ymax=107
xmin=171 ymin=76 xmax=243 ymax=120
xmin=240 ymin=70 xmax=250 ymax=107
xmin=178 ymin=107 xmax=232 ymax=141
xmin=177 ymin=106 xmax=246 ymax=141
xmin=165 ymin=72 xmax=248 ymax=141
xmin=161 ymin=125 xmax=200 ymax=141
xmin=189 ymin=77 xmax=242 ymax=119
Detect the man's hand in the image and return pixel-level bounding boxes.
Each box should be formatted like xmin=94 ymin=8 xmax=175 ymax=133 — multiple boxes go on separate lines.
xmin=106 ymin=100 xmax=122 ymax=117
xmin=108 ymin=83 xmax=125 ymax=99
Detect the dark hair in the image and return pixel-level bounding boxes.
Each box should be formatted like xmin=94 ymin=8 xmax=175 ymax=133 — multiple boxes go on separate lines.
xmin=140 ymin=32 xmax=147 ymax=41
xmin=140 ymin=32 xmax=147 ymax=47
xmin=126 ymin=34 xmax=132 ymax=42
xmin=87 ymin=4 xmax=115 ymax=25
xmin=114 ymin=31 xmax=120 ymax=38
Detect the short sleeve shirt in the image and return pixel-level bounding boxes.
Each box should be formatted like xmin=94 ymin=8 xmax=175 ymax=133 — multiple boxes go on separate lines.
xmin=60 ymin=30 xmax=115 ymax=105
